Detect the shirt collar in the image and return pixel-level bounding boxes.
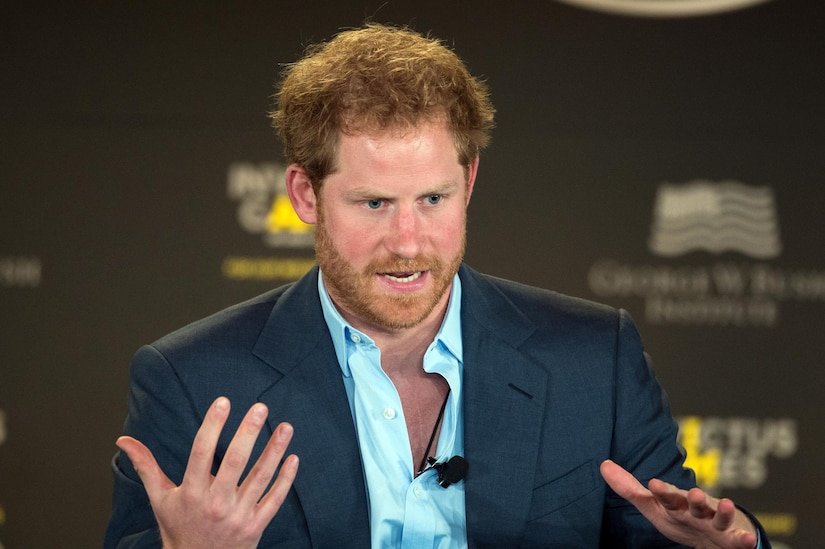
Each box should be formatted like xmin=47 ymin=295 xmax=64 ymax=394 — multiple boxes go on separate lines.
xmin=318 ymin=270 xmax=464 ymax=377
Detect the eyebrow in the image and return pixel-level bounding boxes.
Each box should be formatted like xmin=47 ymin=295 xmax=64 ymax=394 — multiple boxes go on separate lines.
xmin=343 ymin=180 xmax=461 ymax=199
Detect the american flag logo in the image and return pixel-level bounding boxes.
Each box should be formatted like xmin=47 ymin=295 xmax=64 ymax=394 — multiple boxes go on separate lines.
xmin=648 ymin=180 xmax=782 ymax=259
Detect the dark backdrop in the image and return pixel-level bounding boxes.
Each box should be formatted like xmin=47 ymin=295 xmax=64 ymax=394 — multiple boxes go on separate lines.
xmin=2 ymin=1 xmax=822 ymax=547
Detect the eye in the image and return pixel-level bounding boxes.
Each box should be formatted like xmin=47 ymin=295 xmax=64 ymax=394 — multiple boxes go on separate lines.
xmin=366 ymin=199 xmax=383 ymax=209
xmin=426 ymin=194 xmax=442 ymax=205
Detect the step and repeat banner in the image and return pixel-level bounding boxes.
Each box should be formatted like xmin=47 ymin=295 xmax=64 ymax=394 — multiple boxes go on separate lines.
xmin=1 ymin=1 xmax=822 ymax=547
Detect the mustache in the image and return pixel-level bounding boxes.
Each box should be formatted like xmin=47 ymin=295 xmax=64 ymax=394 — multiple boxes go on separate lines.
xmin=367 ymin=256 xmax=443 ymax=274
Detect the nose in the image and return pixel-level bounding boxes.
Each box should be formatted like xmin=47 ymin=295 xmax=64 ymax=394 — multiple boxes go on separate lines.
xmin=386 ymin=205 xmax=421 ymax=259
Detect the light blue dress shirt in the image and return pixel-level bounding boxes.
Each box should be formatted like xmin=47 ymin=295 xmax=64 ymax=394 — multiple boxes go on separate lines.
xmin=319 ymin=272 xmax=467 ymax=549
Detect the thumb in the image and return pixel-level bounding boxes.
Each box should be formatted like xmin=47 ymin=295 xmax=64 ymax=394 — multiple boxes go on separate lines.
xmin=117 ymin=436 xmax=176 ymax=500
xmin=600 ymin=460 xmax=651 ymax=504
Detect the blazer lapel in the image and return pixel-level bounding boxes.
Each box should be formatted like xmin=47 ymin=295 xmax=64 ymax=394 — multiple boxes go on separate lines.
xmin=253 ymin=268 xmax=371 ymax=546
xmin=459 ymin=266 xmax=550 ymax=545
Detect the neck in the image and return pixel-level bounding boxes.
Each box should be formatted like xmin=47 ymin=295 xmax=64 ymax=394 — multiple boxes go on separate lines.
xmin=342 ymin=293 xmax=449 ymax=377
xmin=376 ymin=321 xmax=441 ymax=377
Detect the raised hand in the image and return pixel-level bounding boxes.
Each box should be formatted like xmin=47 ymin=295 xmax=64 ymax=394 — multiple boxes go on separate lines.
xmin=600 ymin=460 xmax=757 ymax=549
xmin=117 ymin=397 xmax=299 ymax=549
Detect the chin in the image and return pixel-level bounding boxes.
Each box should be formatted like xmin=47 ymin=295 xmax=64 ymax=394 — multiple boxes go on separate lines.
xmin=360 ymin=295 xmax=439 ymax=331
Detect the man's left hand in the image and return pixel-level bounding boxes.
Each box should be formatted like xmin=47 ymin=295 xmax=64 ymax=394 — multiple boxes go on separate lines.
xmin=600 ymin=459 xmax=758 ymax=549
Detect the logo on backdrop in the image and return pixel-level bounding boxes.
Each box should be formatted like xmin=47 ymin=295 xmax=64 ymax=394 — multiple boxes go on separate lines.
xmin=227 ymin=162 xmax=314 ymax=248
xmin=678 ymin=415 xmax=799 ymax=543
xmin=587 ymin=179 xmax=825 ymax=327
xmin=648 ymin=181 xmax=781 ymax=259
xmin=0 ymin=256 xmax=41 ymax=288
xmin=678 ymin=415 xmax=797 ymax=494
xmin=553 ymin=0 xmax=772 ymax=18
xmin=223 ymin=162 xmax=315 ymax=282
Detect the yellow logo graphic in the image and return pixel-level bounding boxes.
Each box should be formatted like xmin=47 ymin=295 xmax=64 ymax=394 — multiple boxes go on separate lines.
xmin=266 ymin=194 xmax=313 ymax=235
xmin=223 ymin=162 xmax=315 ymax=282
xmin=680 ymin=416 xmax=721 ymax=488
xmin=227 ymin=162 xmax=315 ymax=248
xmin=677 ymin=416 xmax=797 ymax=494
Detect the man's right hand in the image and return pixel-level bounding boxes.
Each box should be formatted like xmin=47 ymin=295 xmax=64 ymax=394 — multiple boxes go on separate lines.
xmin=117 ymin=396 xmax=299 ymax=549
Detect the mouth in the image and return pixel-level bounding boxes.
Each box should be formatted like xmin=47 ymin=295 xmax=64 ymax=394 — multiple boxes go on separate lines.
xmin=381 ymin=271 xmax=423 ymax=283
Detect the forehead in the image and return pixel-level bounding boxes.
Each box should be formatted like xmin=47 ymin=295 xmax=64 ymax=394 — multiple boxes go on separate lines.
xmin=335 ymin=122 xmax=461 ymax=170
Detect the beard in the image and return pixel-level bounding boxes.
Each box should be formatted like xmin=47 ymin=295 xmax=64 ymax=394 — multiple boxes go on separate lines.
xmin=314 ymin=209 xmax=465 ymax=331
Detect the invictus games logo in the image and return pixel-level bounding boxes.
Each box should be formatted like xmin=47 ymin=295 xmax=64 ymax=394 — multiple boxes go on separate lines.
xmin=678 ymin=415 xmax=800 ymax=542
xmin=227 ymin=162 xmax=314 ymax=249
xmin=223 ymin=162 xmax=316 ymax=282
xmin=554 ymin=0 xmax=772 ymax=18
xmin=648 ymin=181 xmax=781 ymax=259
xmin=678 ymin=415 xmax=797 ymax=494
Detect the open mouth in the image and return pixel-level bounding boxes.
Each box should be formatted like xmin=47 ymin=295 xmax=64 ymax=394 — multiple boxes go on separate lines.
xmin=382 ymin=271 xmax=423 ymax=283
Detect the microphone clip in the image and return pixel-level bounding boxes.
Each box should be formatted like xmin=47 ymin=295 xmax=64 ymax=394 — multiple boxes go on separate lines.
xmin=427 ymin=455 xmax=469 ymax=488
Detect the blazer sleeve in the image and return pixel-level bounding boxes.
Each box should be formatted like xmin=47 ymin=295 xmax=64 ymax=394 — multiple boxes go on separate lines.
xmin=600 ymin=310 xmax=771 ymax=548
xmin=104 ymin=345 xmax=203 ymax=549
xmin=601 ymin=310 xmax=696 ymax=547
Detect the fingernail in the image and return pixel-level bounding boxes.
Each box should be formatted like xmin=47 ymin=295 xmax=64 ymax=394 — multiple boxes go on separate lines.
xmin=215 ymin=396 xmax=229 ymax=411
xmin=278 ymin=423 xmax=294 ymax=441
xmin=252 ymin=403 xmax=268 ymax=423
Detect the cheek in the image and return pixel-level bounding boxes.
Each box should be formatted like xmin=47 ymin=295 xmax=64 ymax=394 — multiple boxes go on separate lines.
xmin=328 ymin=217 xmax=380 ymax=261
xmin=434 ymin=211 xmax=467 ymax=249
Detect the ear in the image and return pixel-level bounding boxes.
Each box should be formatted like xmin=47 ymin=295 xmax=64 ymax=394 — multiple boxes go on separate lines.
xmin=464 ymin=155 xmax=480 ymax=205
xmin=285 ymin=164 xmax=319 ymax=224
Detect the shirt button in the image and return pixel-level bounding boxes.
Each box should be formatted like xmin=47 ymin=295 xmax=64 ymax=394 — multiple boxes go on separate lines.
xmin=350 ymin=333 xmax=361 ymax=343
xmin=382 ymin=407 xmax=397 ymax=420
xmin=413 ymin=486 xmax=423 ymax=498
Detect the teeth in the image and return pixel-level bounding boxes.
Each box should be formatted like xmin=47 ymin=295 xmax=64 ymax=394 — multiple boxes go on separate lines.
xmin=383 ymin=272 xmax=422 ymax=283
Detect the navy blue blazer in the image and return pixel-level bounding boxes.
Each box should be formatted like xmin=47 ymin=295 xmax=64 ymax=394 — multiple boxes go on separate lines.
xmin=105 ymin=264 xmax=759 ymax=548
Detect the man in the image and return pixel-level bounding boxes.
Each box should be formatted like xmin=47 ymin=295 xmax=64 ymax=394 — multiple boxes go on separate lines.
xmin=105 ymin=24 xmax=769 ymax=548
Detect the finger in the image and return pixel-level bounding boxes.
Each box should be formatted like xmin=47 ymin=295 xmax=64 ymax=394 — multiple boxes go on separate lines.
xmin=117 ymin=436 xmax=176 ymax=501
xmin=251 ymin=424 xmax=300 ymax=522
xmin=686 ymin=487 xmax=716 ymax=520
xmin=213 ymin=402 xmax=270 ymax=491
xmin=238 ymin=421 xmax=295 ymax=505
xmin=711 ymin=497 xmax=737 ymax=530
xmin=720 ymin=502 xmax=759 ymax=549
xmin=648 ymin=478 xmax=689 ymax=512
xmin=735 ymin=532 xmax=759 ymax=549
xmin=257 ymin=436 xmax=299 ymax=519
xmin=259 ymin=453 xmax=299 ymax=515
xmin=182 ymin=396 xmax=231 ymax=489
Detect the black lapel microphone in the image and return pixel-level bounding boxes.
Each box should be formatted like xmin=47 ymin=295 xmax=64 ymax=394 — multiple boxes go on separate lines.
xmin=429 ymin=455 xmax=469 ymax=488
